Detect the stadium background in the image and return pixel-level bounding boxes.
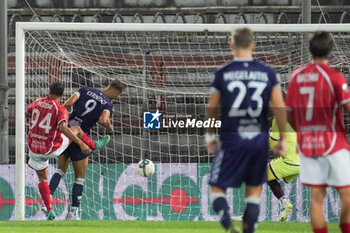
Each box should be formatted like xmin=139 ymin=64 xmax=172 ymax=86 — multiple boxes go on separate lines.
xmin=1 ymin=0 xmax=350 ymax=227
xmin=5 ymin=0 xmax=350 ymax=163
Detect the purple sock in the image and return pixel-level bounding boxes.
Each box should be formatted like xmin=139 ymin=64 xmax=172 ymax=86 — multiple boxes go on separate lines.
xmin=243 ymin=199 xmax=260 ymax=233
xmin=212 ymin=196 xmax=232 ymax=230
xmin=49 ymin=169 xmax=64 ymax=195
xmin=72 ymin=178 xmax=85 ymax=207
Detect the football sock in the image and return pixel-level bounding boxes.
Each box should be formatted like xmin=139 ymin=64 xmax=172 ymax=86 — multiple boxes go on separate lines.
xmin=267 ymin=180 xmax=284 ymax=200
xmin=313 ymin=226 xmax=328 ymax=233
xmin=81 ymin=132 xmax=96 ymax=150
xmin=211 ymin=193 xmax=232 ymax=230
xmin=38 ymin=181 xmax=52 ymax=212
xmin=279 ymin=196 xmax=288 ymax=205
xmin=72 ymin=178 xmax=85 ymax=208
xmin=340 ymin=223 xmax=350 ymax=233
xmin=49 ymin=169 xmax=65 ymax=195
xmin=243 ymin=197 xmax=260 ymax=233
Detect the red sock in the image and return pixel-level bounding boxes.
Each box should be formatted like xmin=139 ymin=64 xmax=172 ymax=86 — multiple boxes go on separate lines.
xmin=313 ymin=226 xmax=328 ymax=233
xmin=81 ymin=132 xmax=96 ymax=150
xmin=340 ymin=223 xmax=350 ymax=233
xmin=38 ymin=182 xmax=52 ymax=213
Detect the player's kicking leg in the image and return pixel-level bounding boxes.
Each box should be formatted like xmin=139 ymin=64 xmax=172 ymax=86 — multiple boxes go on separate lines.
xmin=70 ymin=126 xmax=111 ymax=153
xmin=66 ymin=157 xmax=89 ymax=220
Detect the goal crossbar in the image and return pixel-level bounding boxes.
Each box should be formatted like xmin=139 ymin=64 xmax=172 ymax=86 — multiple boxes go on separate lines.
xmin=15 ymin=22 xmax=350 ymax=32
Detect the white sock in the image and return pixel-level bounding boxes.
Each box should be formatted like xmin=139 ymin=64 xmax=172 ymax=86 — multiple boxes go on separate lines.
xmin=279 ymin=196 xmax=287 ymax=204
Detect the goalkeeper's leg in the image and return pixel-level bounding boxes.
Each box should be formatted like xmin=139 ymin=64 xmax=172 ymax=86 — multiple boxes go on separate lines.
xmin=267 ymin=163 xmax=288 ymax=221
xmin=338 ymin=187 xmax=350 ymax=233
xmin=267 ymin=162 xmax=284 ymax=199
xmin=268 ymin=178 xmax=293 ymax=221
xmin=310 ymin=187 xmax=328 ymax=233
xmin=267 ymin=160 xmax=298 ymax=221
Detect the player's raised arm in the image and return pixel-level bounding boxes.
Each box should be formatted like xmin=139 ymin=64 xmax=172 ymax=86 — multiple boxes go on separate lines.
xmin=270 ymin=87 xmax=287 ymax=156
xmin=98 ymin=110 xmax=114 ymax=133
xmin=58 ymin=120 xmax=91 ymax=155
xmin=63 ymin=92 xmax=79 ymax=111
xmin=205 ymin=92 xmax=220 ymax=154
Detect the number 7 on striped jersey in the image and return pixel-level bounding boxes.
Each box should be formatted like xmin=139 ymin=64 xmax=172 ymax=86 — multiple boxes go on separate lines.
xmin=299 ymin=86 xmax=315 ymax=122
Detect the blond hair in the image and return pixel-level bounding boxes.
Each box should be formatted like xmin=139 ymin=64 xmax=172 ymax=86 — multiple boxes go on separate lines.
xmin=232 ymin=27 xmax=254 ymax=49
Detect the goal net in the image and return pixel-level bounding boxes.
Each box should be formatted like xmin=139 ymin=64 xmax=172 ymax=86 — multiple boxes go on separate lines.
xmin=15 ymin=23 xmax=350 ymax=221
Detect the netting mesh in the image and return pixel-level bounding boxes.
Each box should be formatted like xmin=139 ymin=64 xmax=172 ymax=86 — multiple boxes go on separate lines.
xmin=22 ymin=27 xmax=350 ymax=221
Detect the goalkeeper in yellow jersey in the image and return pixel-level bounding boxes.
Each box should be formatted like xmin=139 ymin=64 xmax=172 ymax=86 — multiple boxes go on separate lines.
xmin=268 ymin=117 xmax=299 ymax=221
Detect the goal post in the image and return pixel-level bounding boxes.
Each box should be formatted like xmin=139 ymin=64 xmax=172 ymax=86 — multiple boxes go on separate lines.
xmin=15 ymin=23 xmax=26 ymax=221
xmin=15 ymin=22 xmax=350 ymax=221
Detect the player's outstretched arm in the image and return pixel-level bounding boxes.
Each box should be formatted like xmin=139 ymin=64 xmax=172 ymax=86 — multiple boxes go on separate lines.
xmin=63 ymin=93 xmax=79 ymax=111
xmin=98 ymin=110 xmax=113 ymax=133
xmin=270 ymin=87 xmax=287 ymax=156
xmin=205 ymin=93 xmax=220 ymax=154
xmin=58 ymin=121 xmax=91 ymax=154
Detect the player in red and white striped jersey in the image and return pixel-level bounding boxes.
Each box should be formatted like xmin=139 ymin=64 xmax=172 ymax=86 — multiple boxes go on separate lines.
xmin=26 ymin=82 xmax=108 ymax=220
xmin=285 ymin=32 xmax=350 ymax=233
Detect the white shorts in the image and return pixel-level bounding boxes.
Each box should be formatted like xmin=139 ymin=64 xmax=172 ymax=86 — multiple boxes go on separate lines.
xmin=300 ymin=149 xmax=350 ymax=188
xmin=28 ymin=134 xmax=69 ymax=171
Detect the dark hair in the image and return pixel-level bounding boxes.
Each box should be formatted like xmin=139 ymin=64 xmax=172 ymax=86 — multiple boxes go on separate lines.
xmin=309 ymin=31 xmax=333 ymax=59
xmin=109 ymin=79 xmax=126 ymax=92
xmin=49 ymin=82 xmax=64 ymax=97
xmin=232 ymin=27 xmax=254 ymax=49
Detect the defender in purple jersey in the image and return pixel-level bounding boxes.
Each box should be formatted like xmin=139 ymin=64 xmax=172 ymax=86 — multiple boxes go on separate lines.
xmin=47 ymin=79 xmax=126 ymax=219
xmin=205 ymin=28 xmax=287 ymax=233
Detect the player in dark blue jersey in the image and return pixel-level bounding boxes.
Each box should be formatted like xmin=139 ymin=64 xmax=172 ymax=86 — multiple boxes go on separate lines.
xmin=47 ymin=79 xmax=126 ymax=220
xmin=206 ymin=28 xmax=287 ymax=233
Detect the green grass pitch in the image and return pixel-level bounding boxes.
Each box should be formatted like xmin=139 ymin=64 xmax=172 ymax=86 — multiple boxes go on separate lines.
xmin=0 ymin=221 xmax=341 ymax=233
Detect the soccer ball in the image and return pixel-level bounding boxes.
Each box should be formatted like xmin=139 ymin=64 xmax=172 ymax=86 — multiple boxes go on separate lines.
xmin=137 ymin=159 xmax=155 ymax=177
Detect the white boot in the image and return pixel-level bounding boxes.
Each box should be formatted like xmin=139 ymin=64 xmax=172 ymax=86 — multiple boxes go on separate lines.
xmin=67 ymin=206 xmax=81 ymax=220
xmin=278 ymin=196 xmax=292 ymax=221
